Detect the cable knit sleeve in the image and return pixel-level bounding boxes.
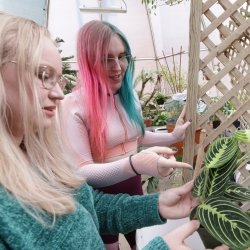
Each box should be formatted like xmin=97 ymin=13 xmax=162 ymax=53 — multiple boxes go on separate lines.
xmin=143 ymin=237 xmax=169 ymax=250
xmin=91 ymin=186 xmax=166 ymax=235
xmin=60 ymin=92 xmax=136 ymax=188
xmin=75 ymin=184 xmax=169 ymax=249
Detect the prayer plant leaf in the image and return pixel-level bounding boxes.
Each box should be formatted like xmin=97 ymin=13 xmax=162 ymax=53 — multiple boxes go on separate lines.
xmin=225 ymin=181 xmax=250 ymax=202
xmin=205 ymin=153 xmax=239 ymax=198
xmin=193 ymin=150 xmax=239 ymax=200
xmin=197 ymin=197 xmax=250 ymax=250
xmin=205 ymin=137 xmax=238 ymax=169
xmin=234 ymin=129 xmax=250 ymax=144
xmin=192 ymin=168 xmax=206 ymax=197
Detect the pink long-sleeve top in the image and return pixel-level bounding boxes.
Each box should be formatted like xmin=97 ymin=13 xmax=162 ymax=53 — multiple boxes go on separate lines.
xmin=61 ymin=89 xmax=177 ymax=188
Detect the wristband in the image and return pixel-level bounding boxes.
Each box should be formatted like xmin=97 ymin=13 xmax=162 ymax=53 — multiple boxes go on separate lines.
xmin=129 ymin=154 xmax=140 ymax=175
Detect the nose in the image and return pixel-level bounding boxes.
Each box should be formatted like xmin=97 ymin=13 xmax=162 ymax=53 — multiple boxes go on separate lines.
xmin=111 ymin=58 xmax=122 ymax=70
xmin=49 ymin=83 xmax=64 ymax=100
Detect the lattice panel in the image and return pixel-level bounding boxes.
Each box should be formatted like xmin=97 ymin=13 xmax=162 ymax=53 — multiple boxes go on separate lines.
xmin=197 ymin=0 xmax=250 ymax=148
xmin=182 ymin=0 xmax=250 ymax=181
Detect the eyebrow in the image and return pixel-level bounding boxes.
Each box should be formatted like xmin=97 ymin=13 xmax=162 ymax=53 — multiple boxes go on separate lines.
xmin=39 ymin=65 xmax=62 ymax=76
xmin=107 ymin=52 xmax=127 ymax=58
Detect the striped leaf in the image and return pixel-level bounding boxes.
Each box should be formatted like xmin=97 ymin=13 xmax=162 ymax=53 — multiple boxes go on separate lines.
xmin=193 ymin=151 xmax=239 ymax=200
xmin=225 ymin=181 xmax=250 ymax=202
xmin=205 ymin=137 xmax=238 ymax=169
xmin=205 ymin=154 xmax=239 ymax=198
xmin=192 ymin=168 xmax=206 ymax=197
xmin=197 ymin=197 xmax=250 ymax=250
xmin=234 ymin=129 xmax=250 ymax=144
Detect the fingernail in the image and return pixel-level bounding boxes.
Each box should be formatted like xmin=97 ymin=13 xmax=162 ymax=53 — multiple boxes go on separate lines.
xmin=193 ymin=220 xmax=200 ymax=228
xmin=171 ymin=147 xmax=178 ymax=152
xmin=188 ymin=165 xmax=194 ymax=170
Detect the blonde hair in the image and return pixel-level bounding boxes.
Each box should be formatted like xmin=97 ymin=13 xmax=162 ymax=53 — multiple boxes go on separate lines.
xmin=0 ymin=12 xmax=84 ymax=225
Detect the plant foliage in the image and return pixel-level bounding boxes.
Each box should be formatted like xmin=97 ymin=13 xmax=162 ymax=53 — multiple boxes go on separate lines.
xmin=192 ymin=130 xmax=250 ymax=250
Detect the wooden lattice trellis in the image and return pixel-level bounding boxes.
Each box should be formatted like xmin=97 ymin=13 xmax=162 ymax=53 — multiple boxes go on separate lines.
xmin=183 ymin=0 xmax=250 ymax=183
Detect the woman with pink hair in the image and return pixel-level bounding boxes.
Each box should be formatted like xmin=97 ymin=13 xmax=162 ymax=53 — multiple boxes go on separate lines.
xmin=61 ymin=20 xmax=191 ymax=250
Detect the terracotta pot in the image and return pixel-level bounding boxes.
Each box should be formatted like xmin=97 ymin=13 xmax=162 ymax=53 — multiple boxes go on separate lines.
xmin=166 ymin=123 xmax=201 ymax=159
xmin=144 ymin=118 xmax=153 ymax=127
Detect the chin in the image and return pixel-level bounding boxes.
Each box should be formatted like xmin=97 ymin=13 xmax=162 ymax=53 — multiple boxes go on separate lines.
xmin=42 ymin=119 xmax=53 ymax=129
xmin=111 ymin=82 xmax=122 ymax=93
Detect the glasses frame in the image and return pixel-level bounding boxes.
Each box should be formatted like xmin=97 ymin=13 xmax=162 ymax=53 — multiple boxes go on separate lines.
xmin=104 ymin=54 xmax=133 ymax=68
xmin=9 ymin=61 xmax=67 ymax=90
xmin=38 ymin=65 xmax=67 ymax=90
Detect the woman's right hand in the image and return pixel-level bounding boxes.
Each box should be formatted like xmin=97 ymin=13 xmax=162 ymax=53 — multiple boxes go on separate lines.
xmin=163 ymin=220 xmax=229 ymax=250
xmin=131 ymin=146 xmax=192 ymax=177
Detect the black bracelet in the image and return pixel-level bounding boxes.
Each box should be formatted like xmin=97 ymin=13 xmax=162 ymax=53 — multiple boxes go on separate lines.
xmin=129 ymin=154 xmax=140 ymax=175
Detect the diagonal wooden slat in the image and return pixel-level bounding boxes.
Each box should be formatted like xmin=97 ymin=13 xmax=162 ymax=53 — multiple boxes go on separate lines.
xmin=201 ymin=0 xmax=247 ymax=41
xmin=183 ymin=0 xmax=250 ymax=182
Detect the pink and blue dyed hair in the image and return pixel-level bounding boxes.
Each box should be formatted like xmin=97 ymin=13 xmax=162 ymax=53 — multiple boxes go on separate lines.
xmin=77 ymin=20 xmax=145 ymax=161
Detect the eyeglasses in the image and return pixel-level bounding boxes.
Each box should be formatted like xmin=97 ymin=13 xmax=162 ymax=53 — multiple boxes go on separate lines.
xmin=9 ymin=61 xmax=67 ymax=90
xmin=103 ymin=54 xmax=132 ymax=68
xmin=37 ymin=65 xmax=67 ymax=90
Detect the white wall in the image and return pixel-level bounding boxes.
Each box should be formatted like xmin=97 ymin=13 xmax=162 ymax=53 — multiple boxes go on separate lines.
xmin=48 ymin=0 xmax=160 ymax=76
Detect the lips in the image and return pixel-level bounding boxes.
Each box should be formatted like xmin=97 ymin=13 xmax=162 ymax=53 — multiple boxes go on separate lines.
xmin=42 ymin=106 xmax=56 ymax=118
xmin=109 ymin=74 xmax=122 ymax=82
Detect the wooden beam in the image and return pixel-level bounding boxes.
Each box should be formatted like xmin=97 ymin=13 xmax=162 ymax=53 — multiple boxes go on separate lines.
xmin=182 ymin=0 xmax=202 ymax=183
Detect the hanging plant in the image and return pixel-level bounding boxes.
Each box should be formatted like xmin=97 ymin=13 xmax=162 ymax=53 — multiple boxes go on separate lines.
xmin=141 ymin=0 xmax=188 ymax=11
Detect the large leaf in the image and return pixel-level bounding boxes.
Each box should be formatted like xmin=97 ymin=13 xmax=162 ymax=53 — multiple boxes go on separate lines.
xmin=205 ymin=154 xmax=239 ymax=198
xmin=234 ymin=129 xmax=250 ymax=144
xmin=205 ymin=137 xmax=238 ymax=169
xmin=225 ymin=181 xmax=250 ymax=202
xmin=197 ymin=197 xmax=250 ymax=250
xmin=192 ymin=168 xmax=206 ymax=197
xmin=193 ymin=152 xmax=239 ymax=200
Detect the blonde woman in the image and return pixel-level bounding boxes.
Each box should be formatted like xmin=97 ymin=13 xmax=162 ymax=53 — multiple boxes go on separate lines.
xmin=0 ymin=12 xmax=229 ymax=250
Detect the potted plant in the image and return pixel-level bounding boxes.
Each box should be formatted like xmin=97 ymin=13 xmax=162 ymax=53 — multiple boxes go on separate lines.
xmin=142 ymin=105 xmax=155 ymax=127
xmin=153 ymin=111 xmax=169 ymax=126
xmin=155 ymin=92 xmax=167 ymax=105
xmin=191 ymin=129 xmax=250 ymax=250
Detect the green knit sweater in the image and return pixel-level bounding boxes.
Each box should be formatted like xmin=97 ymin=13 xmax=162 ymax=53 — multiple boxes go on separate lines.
xmin=0 ymin=184 xmax=169 ymax=250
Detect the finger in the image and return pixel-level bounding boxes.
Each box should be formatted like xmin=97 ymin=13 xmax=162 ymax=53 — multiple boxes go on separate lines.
xmin=212 ymin=245 xmax=230 ymax=250
xmin=169 ymin=220 xmax=200 ymax=242
xmin=144 ymin=146 xmax=177 ymax=155
xmin=167 ymin=154 xmax=177 ymax=161
xmin=171 ymin=180 xmax=194 ymax=195
xmin=178 ymin=105 xmax=186 ymax=119
xmin=180 ymin=120 xmax=191 ymax=130
xmin=158 ymin=157 xmax=193 ymax=170
xmin=191 ymin=197 xmax=199 ymax=208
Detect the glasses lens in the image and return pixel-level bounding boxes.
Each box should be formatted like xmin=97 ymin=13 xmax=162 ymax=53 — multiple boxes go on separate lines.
xmin=38 ymin=66 xmax=66 ymax=90
xmin=104 ymin=54 xmax=132 ymax=68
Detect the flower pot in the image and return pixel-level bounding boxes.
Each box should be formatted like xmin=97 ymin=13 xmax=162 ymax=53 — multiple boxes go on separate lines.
xmin=197 ymin=227 xmax=221 ymax=249
xmin=166 ymin=123 xmax=201 ymax=159
xmin=144 ymin=118 xmax=153 ymax=127
xmin=156 ymin=99 xmax=165 ymax=105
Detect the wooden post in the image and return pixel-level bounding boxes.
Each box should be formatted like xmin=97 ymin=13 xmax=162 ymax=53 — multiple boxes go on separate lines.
xmin=182 ymin=0 xmax=202 ymax=183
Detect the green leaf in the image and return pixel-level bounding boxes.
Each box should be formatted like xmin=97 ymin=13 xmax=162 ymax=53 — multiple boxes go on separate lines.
xmin=192 ymin=168 xmax=206 ymax=197
xmin=205 ymin=154 xmax=239 ymax=198
xmin=193 ymin=152 xmax=239 ymax=200
xmin=225 ymin=181 xmax=250 ymax=202
xmin=197 ymin=197 xmax=250 ymax=250
xmin=146 ymin=177 xmax=159 ymax=193
xmin=205 ymin=137 xmax=238 ymax=169
xmin=234 ymin=129 xmax=250 ymax=144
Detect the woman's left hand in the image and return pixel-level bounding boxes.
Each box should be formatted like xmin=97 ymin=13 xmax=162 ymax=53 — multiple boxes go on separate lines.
xmin=172 ymin=106 xmax=191 ymax=141
xmin=158 ymin=181 xmax=198 ymax=219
